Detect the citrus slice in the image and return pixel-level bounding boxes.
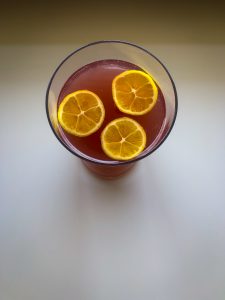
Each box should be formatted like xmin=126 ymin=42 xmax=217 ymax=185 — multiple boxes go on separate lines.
xmin=112 ymin=70 xmax=158 ymax=115
xmin=101 ymin=117 xmax=146 ymax=160
xmin=58 ymin=90 xmax=105 ymax=137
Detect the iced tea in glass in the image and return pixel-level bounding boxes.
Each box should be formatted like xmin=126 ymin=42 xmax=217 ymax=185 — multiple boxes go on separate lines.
xmin=46 ymin=41 xmax=177 ymax=178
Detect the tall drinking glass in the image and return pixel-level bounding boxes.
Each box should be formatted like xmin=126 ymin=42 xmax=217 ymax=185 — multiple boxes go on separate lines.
xmin=46 ymin=41 xmax=178 ymax=179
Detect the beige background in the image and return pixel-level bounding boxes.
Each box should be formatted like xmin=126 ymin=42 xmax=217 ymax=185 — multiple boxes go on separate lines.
xmin=1 ymin=0 xmax=225 ymax=44
xmin=1 ymin=2 xmax=225 ymax=300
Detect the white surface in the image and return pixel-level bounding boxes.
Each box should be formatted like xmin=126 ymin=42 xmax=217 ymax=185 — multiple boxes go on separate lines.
xmin=1 ymin=44 xmax=225 ymax=300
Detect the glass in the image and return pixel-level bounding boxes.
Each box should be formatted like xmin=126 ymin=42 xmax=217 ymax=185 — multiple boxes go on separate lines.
xmin=46 ymin=40 xmax=178 ymax=179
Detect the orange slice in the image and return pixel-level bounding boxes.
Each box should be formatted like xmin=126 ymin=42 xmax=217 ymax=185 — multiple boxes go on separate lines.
xmin=112 ymin=70 xmax=158 ymax=115
xmin=101 ymin=117 xmax=146 ymax=160
xmin=58 ymin=90 xmax=105 ymax=137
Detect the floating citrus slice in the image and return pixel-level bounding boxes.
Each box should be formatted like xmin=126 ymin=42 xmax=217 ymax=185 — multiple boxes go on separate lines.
xmin=112 ymin=70 xmax=158 ymax=115
xmin=101 ymin=117 xmax=146 ymax=160
xmin=58 ymin=90 xmax=105 ymax=137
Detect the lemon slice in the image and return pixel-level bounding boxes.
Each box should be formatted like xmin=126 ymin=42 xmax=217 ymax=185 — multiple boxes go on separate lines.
xmin=101 ymin=117 xmax=146 ymax=160
xmin=112 ymin=70 xmax=158 ymax=115
xmin=58 ymin=90 xmax=105 ymax=137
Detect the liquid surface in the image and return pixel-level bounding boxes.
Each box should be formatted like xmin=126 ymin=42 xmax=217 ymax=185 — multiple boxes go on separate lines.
xmin=58 ymin=59 xmax=166 ymax=161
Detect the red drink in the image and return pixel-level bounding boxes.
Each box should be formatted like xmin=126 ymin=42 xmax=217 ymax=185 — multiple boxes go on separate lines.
xmin=58 ymin=59 xmax=166 ymax=165
xmin=46 ymin=41 xmax=178 ymax=179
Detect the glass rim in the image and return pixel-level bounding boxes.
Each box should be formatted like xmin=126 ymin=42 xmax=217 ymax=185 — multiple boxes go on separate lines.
xmin=45 ymin=40 xmax=178 ymax=166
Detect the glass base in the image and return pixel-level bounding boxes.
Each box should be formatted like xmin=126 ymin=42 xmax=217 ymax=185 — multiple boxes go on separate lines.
xmin=82 ymin=160 xmax=136 ymax=179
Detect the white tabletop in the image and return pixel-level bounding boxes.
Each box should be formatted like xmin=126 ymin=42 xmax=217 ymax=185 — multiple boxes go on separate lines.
xmin=1 ymin=43 xmax=225 ymax=300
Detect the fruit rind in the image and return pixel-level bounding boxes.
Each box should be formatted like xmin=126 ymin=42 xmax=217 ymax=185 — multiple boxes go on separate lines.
xmin=58 ymin=90 xmax=105 ymax=137
xmin=101 ymin=117 xmax=146 ymax=160
xmin=112 ymin=70 xmax=158 ymax=115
